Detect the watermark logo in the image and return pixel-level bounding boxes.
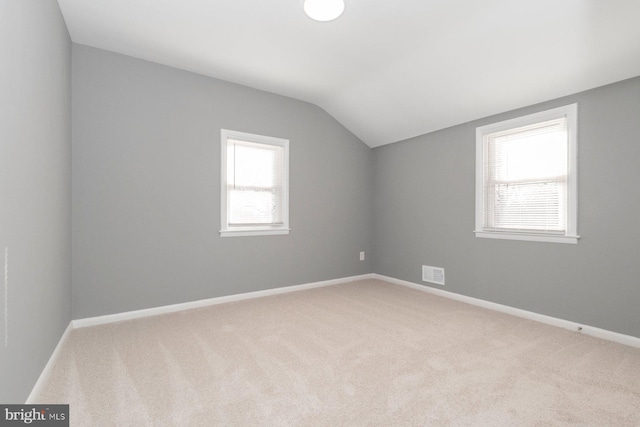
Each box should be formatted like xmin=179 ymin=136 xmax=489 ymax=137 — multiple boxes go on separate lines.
xmin=0 ymin=405 xmax=68 ymax=426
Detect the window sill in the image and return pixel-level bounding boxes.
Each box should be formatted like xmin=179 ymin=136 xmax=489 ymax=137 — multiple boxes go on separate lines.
xmin=474 ymin=231 xmax=579 ymax=244
xmin=220 ymin=228 xmax=290 ymax=238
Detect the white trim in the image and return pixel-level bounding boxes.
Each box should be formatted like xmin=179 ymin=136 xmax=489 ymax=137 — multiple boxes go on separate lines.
xmin=26 ymin=322 xmax=74 ymax=404
xmin=28 ymin=274 xmax=374 ymax=400
xmin=27 ymin=273 xmax=640 ymax=402
xmin=220 ymin=129 xmax=290 ymax=237
xmin=474 ymin=231 xmax=579 ymax=244
xmin=373 ymin=274 xmax=640 ymax=349
xmin=72 ymin=274 xmax=374 ymax=328
xmin=566 ymin=103 xmax=579 ymax=239
xmin=220 ymin=228 xmax=291 ymax=238
xmin=475 ymin=104 xmax=578 ymax=244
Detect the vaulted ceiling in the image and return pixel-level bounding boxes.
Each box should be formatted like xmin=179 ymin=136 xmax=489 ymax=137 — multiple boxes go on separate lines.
xmin=58 ymin=0 xmax=640 ymax=147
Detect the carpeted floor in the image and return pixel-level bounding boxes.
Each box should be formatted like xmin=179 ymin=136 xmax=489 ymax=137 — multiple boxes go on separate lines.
xmin=34 ymin=279 xmax=640 ymax=426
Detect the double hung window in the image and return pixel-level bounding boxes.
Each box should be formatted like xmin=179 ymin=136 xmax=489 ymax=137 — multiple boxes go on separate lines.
xmin=220 ymin=129 xmax=289 ymax=237
xmin=475 ymin=104 xmax=578 ymax=244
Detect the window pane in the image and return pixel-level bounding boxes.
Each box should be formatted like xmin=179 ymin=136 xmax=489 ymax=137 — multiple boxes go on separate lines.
xmin=228 ymin=188 xmax=283 ymax=225
xmin=490 ymin=180 xmax=566 ymax=231
xmin=229 ymin=140 xmax=283 ymax=189
xmin=225 ymin=137 xmax=285 ymax=227
xmin=489 ymin=119 xmax=567 ymax=182
xmin=485 ymin=118 xmax=568 ymax=232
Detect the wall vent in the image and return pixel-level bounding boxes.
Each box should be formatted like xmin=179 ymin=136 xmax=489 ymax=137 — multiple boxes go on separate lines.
xmin=422 ymin=265 xmax=445 ymax=286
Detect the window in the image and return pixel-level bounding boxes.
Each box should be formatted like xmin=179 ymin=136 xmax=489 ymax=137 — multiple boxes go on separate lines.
xmin=475 ymin=104 xmax=579 ymax=244
xmin=220 ymin=129 xmax=289 ymax=237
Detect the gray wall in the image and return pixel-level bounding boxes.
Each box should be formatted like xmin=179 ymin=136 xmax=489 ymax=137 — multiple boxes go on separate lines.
xmin=2 ymin=8 xmax=637 ymax=400
xmin=0 ymin=1 xmax=72 ymax=402
xmin=72 ymin=45 xmax=373 ymax=319
xmin=373 ymin=76 xmax=640 ymax=338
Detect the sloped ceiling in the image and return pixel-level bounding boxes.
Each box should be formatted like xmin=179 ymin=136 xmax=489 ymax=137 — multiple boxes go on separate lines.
xmin=57 ymin=0 xmax=640 ymax=147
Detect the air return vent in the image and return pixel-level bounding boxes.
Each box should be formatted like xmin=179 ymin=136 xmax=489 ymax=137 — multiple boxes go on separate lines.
xmin=422 ymin=265 xmax=445 ymax=286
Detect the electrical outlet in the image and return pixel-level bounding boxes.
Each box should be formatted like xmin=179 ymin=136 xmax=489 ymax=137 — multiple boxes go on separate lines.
xmin=359 ymin=251 xmax=365 ymax=261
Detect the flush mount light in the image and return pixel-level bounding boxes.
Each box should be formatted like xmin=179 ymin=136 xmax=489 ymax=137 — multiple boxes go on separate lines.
xmin=304 ymin=0 xmax=345 ymax=22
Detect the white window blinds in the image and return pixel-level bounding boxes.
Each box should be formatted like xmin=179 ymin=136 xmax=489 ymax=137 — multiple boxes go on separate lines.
xmin=483 ymin=118 xmax=568 ymax=233
xmin=227 ymin=139 xmax=285 ymax=226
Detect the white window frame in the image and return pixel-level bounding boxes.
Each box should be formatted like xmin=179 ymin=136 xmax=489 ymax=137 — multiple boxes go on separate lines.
xmin=475 ymin=104 xmax=579 ymax=244
xmin=220 ymin=129 xmax=290 ymax=237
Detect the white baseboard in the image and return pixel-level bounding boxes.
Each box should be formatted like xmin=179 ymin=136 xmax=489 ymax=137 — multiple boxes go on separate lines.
xmin=25 ymin=322 xmax=73 ymax=404
xmin=374 ymin=274 xmax=640 ymax=349
xmin=72 ymin=273 xmax=375 ymax=329
xmin=31 ymin=272 xmax=637 ymax=404
xmin=28 ymin=273 xmax=373 ymax=401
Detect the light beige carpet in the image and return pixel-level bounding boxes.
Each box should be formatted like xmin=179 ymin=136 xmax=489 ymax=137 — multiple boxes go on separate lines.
xmin=34 ymin=279 xmax=640 ymax=426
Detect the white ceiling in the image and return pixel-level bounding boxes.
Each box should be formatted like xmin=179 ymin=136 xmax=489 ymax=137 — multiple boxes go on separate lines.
xmin=57 ymin=0 xmax=640 ymax=148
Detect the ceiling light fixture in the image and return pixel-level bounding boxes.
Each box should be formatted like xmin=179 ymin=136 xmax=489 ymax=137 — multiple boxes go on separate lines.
xmin=304 ymin=0 xmax=345 ymax=22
